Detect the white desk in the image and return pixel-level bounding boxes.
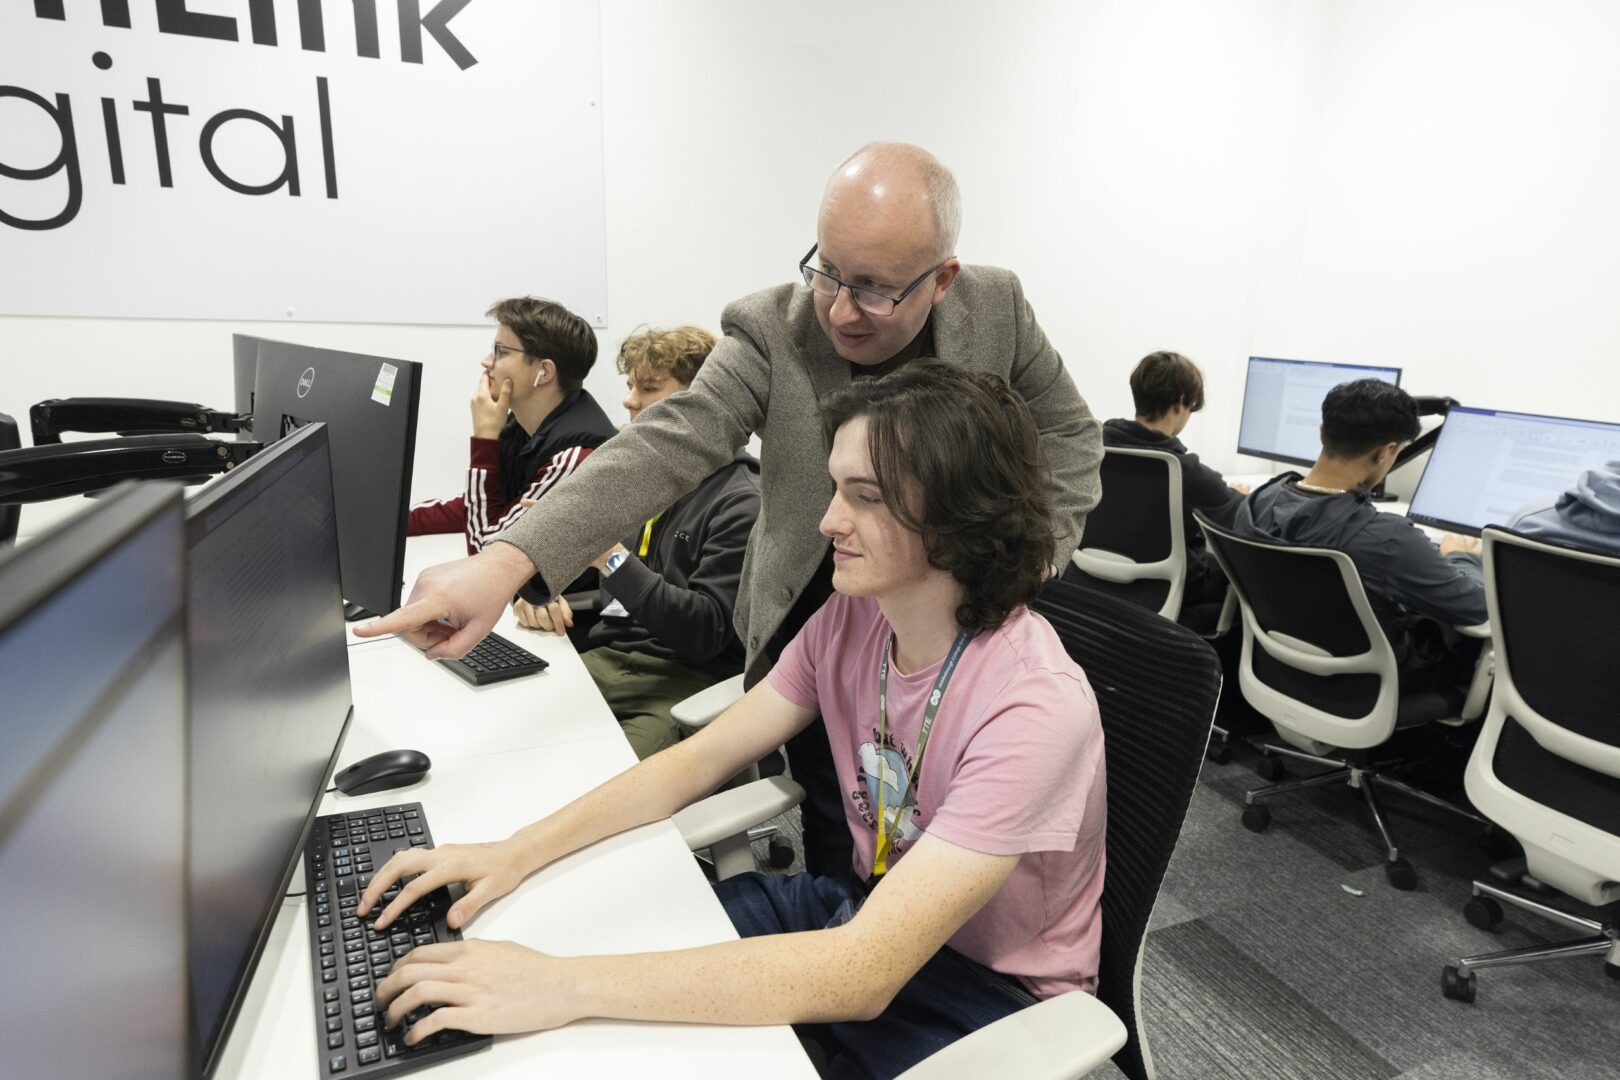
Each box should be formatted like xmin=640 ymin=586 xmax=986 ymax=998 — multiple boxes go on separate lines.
xmin=215 ymin=536 xmax=818 ymax=1079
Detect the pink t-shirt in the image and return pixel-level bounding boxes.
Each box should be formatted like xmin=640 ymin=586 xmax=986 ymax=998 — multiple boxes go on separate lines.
xmin=768 ymin=593 xmax=1107 ymax=998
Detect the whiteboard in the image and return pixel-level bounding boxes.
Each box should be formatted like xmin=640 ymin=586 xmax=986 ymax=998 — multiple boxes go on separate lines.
xmin=0 ymin=0 xmax=608 ymax=326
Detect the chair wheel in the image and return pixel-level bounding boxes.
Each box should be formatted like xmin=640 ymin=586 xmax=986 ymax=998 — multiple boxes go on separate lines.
xmin=1255 ymin=755 xmax=1287 ymax=782
xmin=1206 ymin=741 xmax=1233 ymax=765
xmin=1386 ymin=858 xmax=1418 ymax=890
xmin=1241 ymin=805 xmax=1272 ymax=833
xmin=766 ymin=837 xmax=795 ymax=870
xmin=1463 ymin=895 xmax=1504 ymax=931
xmin=1441 ymin=966 xmax=1477 ymax=1003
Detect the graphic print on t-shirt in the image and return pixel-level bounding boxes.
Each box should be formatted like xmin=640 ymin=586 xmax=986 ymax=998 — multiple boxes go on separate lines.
xmin=852 ymin=733 xmax=924 ymax=858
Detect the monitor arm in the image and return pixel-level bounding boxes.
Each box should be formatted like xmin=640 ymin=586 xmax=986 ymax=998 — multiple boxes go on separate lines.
xmin=30 ymin=397 xmax=252 ymax=445
xmin=1392 ymin=395 xmax=1460 ymax=470
xmin=0 ymin=434 xmax=263 ymax=504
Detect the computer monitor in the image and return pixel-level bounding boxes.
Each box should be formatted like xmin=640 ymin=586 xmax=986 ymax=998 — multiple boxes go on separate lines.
xmin=0 ymin=482 xmax=191 ymax=1080
xmin=1407 ymin=406 xmax=1620 ymax=536
xmin=1237 ymin=357 xmax=1403 ymax=466
xmin=183 ymin=422 xmax=354 ymax=1078
xmin=250 ymin=339 xmax=422 ymax=617
xmin=231 ymin=333 xmax=260 ymax=440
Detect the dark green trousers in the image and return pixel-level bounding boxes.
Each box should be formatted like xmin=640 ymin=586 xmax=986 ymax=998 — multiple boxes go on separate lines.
xmin=579 ymin=646 xmax=720 ymax=760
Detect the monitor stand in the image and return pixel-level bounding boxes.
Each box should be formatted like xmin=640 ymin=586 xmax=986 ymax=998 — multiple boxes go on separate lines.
xmin=343 ymin=601 xmax=375 ymax=622
xmin=1368 ymin=480 xmax=1398 ymax=503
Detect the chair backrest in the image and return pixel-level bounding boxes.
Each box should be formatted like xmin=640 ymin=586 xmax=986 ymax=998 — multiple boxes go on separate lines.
xmin=1033 ymin=577 xmax=1220 ymax=1080
xmin=1069 ymin=448 xmax=1187 ymax=621
xmin=0 ymin=412 xmax=19 ymax=548
xmin=1194 ymin=511 xmax=1401 ymax=751
xmin=1465 ymin=528 xmax=1620 ymax=905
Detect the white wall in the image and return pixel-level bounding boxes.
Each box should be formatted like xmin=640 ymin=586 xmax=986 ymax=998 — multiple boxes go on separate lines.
xmin=5 ymin=0 xmax=1618 ymax=506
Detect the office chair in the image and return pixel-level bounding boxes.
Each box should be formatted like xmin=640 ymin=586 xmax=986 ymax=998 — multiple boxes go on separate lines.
xmin=897 ymin=581 xmax=1222 ymax=1080
xmin=668 ymin=674 xmax=800 ymax=878
xmin=0 ymin=412 xmax=19 ymax=547
xmin=1441 ymin=529 xmax=1620 ymax=1002
xmin=1195 ymin=512 xmax=1494 ymax=890
xmin=1067 ymin=448 xmax=1188 ymax=622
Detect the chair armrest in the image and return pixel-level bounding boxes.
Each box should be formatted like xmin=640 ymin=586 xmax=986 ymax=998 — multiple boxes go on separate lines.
xmin=1460 ymin=644 xmax=1495 ymax=722
xmin=894 ymin=990 xmax=1126 ymax=1080
xmin=671 ymin=776 xmax=804 ymax=852
xmin=670 ymin=673 xmax=746 ymax=731
xmin=1455 ymin=622 xmax=1491 ymax=639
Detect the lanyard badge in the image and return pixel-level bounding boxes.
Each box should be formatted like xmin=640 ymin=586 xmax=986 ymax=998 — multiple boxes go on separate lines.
xmin=872 ymin=629 xmax=972 ymax=878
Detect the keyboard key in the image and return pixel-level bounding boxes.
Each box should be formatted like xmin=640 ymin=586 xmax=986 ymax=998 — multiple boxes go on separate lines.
xmin=355 ymin=1015 xmax=376 ymax=1033
xmin=328 ymin=1054 xmax=346 ymax=1073
xmin=323 ymin=988 xmax=339 ymax=1002
xmin=356 ymin=1030 xmax=378 ymax=1049
xmin=325 ymin=1002 xmax=341 ymax=1018
xmin=358 ymin=1047 xmax=381 ymax=1065
xmin=327 ymin=1032 xmax=344 ymax=1050
xmin=326 ymin=1017 xmax=342 ymax=1034
xmin=352 ymin=1003 xmax=374 ymax=1019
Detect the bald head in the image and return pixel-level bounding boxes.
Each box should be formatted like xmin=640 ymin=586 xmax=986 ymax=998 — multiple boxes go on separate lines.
xmin=821 ymin=143 xmax=961 ymax=265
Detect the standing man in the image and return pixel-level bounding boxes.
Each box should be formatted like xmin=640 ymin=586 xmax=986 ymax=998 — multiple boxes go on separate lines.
xmin=360 ymin=143 xmax=1104 ymax=876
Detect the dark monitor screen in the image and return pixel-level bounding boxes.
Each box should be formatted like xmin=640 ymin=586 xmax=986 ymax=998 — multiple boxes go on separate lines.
xmin=1237 ymin=357 xmax=1403 ymax=466
xmin=251 ymin=340 xmax=422 ymax=616
xmin=184 ymin=422 xmax=354 ymax=1078
xmin=1407 ymin=406 xmax=1620 ymax=536
xmin=0 ymin=483 xmax=190 ymax=1080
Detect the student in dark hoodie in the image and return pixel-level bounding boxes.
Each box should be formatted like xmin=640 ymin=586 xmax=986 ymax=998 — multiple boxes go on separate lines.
xmin=1234 ymin=379 xmax=1486 ymax=691
xmin=514 ymin=327 xmax=761 ymax=759
xmin=1506 ymin=461 xmax=1620 ymax=557
xmin=1102 ymin=351 xmax=1248 ymax=623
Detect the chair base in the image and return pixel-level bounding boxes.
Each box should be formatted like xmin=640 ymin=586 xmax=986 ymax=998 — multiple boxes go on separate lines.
xmin=1441 ymin=881 xmax=1620 ymax=1002
xmin=1241 ymin=743 xmax=1487 ymax=890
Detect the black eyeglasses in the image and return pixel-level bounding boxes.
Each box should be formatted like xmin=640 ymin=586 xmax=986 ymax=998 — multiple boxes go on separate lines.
xmin=798 ymin=244 xmax=944 ymax=317
xmin=490 ymin=341 xmax=528 ymax=361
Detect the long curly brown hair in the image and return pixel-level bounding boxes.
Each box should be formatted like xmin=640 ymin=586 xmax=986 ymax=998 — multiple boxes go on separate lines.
xmin=820 ymin=360 xmax=1055 ymax=634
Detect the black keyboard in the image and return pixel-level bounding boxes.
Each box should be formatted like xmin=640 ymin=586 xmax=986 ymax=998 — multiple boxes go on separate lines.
xmin=438 ymin=631 xmax=549 ymax=686
xmin=302 ymin=802 xmax=491 ymax=1077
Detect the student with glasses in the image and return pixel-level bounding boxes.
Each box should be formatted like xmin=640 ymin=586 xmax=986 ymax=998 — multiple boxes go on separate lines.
xmin=407 ymin=298 xmax=617 ymax=580
xmin=361 ymin=143 xmax=1105 ymax=879
xmin=359 ymin=364 xmax=1107 ymax=1080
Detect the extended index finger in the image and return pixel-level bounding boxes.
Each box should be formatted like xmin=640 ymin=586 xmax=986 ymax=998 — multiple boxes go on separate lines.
xmin=354 ymin=598 xmax=452 ymax=641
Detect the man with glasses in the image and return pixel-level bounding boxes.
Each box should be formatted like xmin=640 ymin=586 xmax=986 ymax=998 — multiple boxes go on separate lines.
xmin=408 ymin=297 xmax=617 ymax=567
xmin=363 ymin=144 xmax=1104 ymax=877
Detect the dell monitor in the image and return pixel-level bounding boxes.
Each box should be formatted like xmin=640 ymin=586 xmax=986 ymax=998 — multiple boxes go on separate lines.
xmin=1237 ymin=357 xmax=1403 ymax=466
xmin=1407 ymin=406 xmax=1620 ymax=536
xmin=0 ymin=482 xmax=191 ymax=1080
xmin=183 ymin=421 xmax=354 ymax=1078
xmin=250 ymin=339 xmax=422 ymax=618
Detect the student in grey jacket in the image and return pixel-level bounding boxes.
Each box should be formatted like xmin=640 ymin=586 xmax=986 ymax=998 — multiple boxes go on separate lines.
xmin=360 ymin=142 xmax=1105 ymax=876
xmin=1234 ymin=379 xmax=1486 ymax=691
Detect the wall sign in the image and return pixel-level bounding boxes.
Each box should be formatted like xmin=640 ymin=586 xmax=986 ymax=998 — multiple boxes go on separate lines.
xmin=0 ymin=1 xmax=608 ymax=325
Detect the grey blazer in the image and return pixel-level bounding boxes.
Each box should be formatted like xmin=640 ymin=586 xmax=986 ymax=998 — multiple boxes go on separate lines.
xmin=499 ymin=264 xmax=1103 ymax=682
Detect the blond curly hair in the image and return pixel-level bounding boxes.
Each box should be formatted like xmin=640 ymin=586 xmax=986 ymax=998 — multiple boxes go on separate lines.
xmin=615 ymin=325 xmax=716 ymax=387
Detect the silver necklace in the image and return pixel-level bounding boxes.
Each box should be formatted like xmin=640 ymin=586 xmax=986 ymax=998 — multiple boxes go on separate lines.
xmin=1295 ymin=479 xmax=1349 ymax=494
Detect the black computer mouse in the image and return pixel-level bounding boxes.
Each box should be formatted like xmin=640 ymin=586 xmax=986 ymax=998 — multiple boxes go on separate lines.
xmin=332 ymin=749 xmax=431 ymax=796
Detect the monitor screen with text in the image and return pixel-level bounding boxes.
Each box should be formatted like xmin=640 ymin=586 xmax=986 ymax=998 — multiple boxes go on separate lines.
xmin=1407 ymin=407 xmax=1620 ymax=536
xmin=1237 ymin=357 xmax=1402 ymax=466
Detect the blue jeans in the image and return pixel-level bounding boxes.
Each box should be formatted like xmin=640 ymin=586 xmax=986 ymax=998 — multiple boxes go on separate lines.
xmin=713 ymin=871 xmax=1038 ymax=1080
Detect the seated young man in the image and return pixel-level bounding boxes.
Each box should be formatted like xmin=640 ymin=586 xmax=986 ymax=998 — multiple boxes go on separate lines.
xmin=408 ymin=297 xmax=616 ymax=554
xmin=1506 ymin=460 xmax=1620 ymax=557
xmin=512 ymin=327 xmax=761 ymax=760
xmin=1234 ymin=378 xmax=1486 ymax=689
xmin=358 ymin=362 xmax=1107 ymax=1079
xmin=1102 ymin=350 xmax=1248 ymax=623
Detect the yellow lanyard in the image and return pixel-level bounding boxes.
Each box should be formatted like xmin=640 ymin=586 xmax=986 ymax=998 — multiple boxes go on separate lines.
xmin=872 ymin=629 xmax=972 ymax=877
xmin=637 ymin=513 xmax=663 ymax=557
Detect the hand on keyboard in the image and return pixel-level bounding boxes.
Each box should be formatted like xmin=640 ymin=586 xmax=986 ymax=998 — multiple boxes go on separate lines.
xmin=1439 ymin=532 xmax=1481 ymax=557
xmin=357 ymin=840 xmax=525 ymax=933
xmin=377 ymin=939 xmax=577 ymax=1044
